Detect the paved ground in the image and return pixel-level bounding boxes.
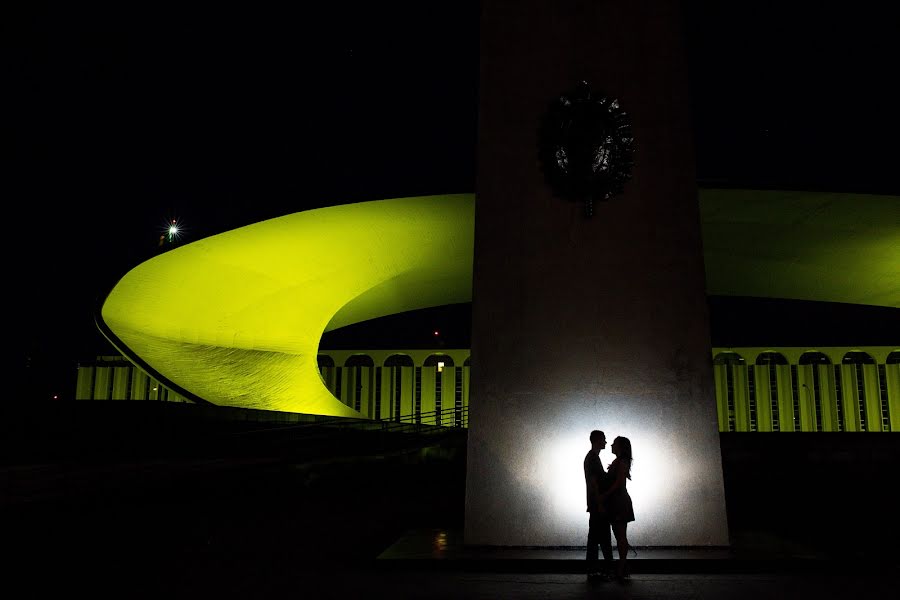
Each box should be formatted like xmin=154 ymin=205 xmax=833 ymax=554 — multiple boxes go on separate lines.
xmin=7 ymin=516 xmax=897 ymax=599
xmin=306 ymin=571 xmax=896 ymax=600
xmin=3 ymin=412 xmax=897 ymax=599
xmin=16 ymin=557 xmax=896 ymax=599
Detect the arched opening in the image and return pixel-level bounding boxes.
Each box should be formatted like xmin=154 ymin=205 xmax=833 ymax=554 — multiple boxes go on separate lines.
xmin=458 ymin=356 xmax=471 ymax=427
xmin=843 ymin=351 xmax=875 ymax=365
xmin=384 ymin=354 xmax=414 ymax=422
xmin=317 ymin=355 xmax=336 ymax=396
xmin=756 ymin=352 xmax=788 ymax=432
xmin=884 ymin=352 xmax=900 ymax=432
xmin=713 ymin=352 xmax=745 ymax=432
xmin=345 ymin=355 xmax=374 ymax=413
xmin=842 ymin=351 xmax=876 ymax=432
xmin=425 ymin=355 xmax=455 ymax=426
xmin=798 ymin=352 xmax=831 ymax=431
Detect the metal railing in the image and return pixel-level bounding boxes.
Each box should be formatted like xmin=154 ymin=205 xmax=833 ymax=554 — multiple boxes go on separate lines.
xmin=230 ymin=406 xmax=468 ymax=440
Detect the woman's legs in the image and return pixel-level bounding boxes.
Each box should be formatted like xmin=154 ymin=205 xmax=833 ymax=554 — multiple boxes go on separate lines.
xmin=612 ymin=522 xmax=629 ymax=578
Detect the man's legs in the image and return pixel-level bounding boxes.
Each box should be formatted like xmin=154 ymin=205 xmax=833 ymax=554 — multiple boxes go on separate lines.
xmin=598 ymin=513 xmax=614 ymax=572
xmin=587 ymin=512 xmax=613 ymax=576
xmin=586 ymin=512 xmax=599 ymax=573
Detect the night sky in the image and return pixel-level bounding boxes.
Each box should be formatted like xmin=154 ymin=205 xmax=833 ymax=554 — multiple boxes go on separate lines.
xmin=7 ymin=1 xmax=899 ymax=400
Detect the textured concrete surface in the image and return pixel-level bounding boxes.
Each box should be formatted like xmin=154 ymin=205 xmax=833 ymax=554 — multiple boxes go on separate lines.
xmin=467 ymin=0 xmax=727 ymax=546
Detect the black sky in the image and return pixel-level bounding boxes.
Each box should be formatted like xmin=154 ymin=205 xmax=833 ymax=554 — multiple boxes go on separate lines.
xmin=7 ymin=1 xmax=899 ymax=399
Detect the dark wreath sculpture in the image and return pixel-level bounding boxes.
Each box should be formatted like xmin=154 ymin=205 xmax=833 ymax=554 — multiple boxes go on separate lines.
xmin=538 ymin=81 xmax=634 ymax=217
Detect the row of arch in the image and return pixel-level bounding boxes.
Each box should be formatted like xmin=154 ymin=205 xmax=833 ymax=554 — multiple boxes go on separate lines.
xmin=713 ymin=350 xmax=900 ymax=433
xmin=74 ymin=358 xmax=190 ymax=403
xmin=318 ymin=352 xmax=470 ymax=426
xmin=74 ymin=347 xmax=898 ymax=433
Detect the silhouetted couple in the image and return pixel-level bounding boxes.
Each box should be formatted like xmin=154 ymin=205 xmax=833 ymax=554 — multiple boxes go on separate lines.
xmin=583 ymin=429 xmax=634 ymax=582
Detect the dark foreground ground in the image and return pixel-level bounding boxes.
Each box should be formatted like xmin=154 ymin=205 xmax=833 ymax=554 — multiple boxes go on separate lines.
xmin=1 ymin=402 xmax=898 ymax=598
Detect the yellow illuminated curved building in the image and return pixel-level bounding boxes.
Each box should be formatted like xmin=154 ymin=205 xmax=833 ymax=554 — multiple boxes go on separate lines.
xmin=79 ymin=190 xmax=900 ymax=431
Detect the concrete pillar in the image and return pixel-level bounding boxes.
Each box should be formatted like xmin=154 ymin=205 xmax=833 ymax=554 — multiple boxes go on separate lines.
xmin=465 ymin=0 xmax=729 ymax=546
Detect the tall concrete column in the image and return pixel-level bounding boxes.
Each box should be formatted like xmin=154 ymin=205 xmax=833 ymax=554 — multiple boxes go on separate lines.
xmin=465 ymin=0 xmax=729 ymax=546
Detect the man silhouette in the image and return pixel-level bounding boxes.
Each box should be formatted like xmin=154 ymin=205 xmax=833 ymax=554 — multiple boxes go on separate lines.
xmin=584 ymin=429 xmax=613 ymax=580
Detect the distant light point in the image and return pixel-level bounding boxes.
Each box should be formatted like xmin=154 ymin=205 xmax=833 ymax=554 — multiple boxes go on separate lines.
xmin=161 ymin=216 xmax=184 ymax=246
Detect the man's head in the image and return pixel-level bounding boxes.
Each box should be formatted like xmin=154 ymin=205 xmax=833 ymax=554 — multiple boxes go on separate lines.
xmin=589 ymin=430 xmax=606 ymax=451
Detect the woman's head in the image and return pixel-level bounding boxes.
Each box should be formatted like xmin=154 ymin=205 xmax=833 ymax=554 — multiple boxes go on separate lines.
xmin=612 ymin=436 xmax=633 ymax=478
xmin=612 ymin=436 xmax=631 ymax=457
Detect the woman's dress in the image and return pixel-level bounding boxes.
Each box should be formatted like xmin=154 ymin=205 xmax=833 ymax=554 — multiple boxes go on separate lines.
xmin=605 ymin=458 xmax=635 ymax=523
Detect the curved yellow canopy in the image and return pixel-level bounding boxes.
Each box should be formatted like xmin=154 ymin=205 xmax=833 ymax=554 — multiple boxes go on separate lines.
xmin=700 ymin=189 xmax=900 ymax=308
xmin=100 ymin=190 xmax=898 ymax=414
xmin=101 ymin=195 xmax=475 ymax=415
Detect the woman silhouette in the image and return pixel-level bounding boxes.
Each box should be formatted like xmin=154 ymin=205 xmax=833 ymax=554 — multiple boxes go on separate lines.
xmin=600 ymin=436 xmax=635 ymax=581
